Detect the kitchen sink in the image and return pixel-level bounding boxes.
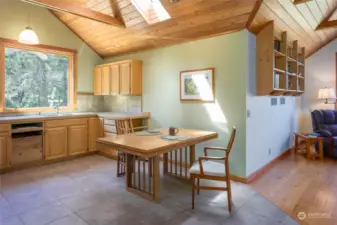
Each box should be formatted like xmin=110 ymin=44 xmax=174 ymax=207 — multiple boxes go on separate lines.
xmin=40 ymin=113 xmax=74 ymax=117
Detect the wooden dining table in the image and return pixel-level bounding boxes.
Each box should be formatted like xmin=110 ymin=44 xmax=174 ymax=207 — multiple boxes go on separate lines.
xmin=96 ymin=128 xmax=218 ymax=202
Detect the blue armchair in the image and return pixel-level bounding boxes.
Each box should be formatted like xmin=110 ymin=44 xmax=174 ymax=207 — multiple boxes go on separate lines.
xmin=311 ymin=110 xmax=336 ymax=158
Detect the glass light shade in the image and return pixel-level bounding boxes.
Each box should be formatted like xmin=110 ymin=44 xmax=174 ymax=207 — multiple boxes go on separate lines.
xmin=318 ymin=88 xmax=336 ymax=99
xmin=19 ymin=27 xmax=39 ymax=45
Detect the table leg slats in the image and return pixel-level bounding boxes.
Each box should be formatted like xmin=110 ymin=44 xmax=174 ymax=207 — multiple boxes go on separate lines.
xmin=166 ymin=146 xmax=194 ymax=179
xmin=117 ymin=152 xmax=126 ymax=177
xmin=126 ymin=155 xmax=158 ymax=201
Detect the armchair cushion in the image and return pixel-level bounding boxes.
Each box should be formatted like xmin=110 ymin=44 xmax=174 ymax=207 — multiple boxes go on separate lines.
xmin=317 ymin=129 xmax=332 ymax=137
xmin=190 ymin=160 xmax=226 ymax=177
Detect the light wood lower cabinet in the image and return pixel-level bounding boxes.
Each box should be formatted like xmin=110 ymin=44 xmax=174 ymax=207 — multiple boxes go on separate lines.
xmin=88 ymin=118 xmax=103 ymax=152
xmin=0 ymin=134 xmax=10 ymax=169
xmin=44 ymin=127 xmax=67 ymax=160
xmin=68 ymin=125 xmax=88 ymax=156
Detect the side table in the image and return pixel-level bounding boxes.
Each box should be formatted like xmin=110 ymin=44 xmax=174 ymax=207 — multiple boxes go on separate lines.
xmin=293 ymin=133 xmax=325 ymax=160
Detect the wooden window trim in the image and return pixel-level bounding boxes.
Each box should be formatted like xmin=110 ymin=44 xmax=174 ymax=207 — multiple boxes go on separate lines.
xmin=0 ymin=38 xmax=77 ymax=113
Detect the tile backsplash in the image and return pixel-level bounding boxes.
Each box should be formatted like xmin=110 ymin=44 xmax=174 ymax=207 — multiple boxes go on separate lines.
xmin=76 ymin=95 xmax=104 ymax=112
xmin=103 ymin=96 xmax=142 ymax=113
xmin=0 ymin=95 xmax=141 ymax=115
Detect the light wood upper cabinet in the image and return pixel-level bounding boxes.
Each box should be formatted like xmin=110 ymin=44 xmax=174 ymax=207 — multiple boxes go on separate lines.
xmin=94 ymin=60 xmax=142 ymax=96
xmin=130 ymin=60 xmax=142 ymax=95
xmin=94 ymin=67 xmax=102 ymax=95
xmin=0 ymin=134 xmax=10 ymax=169
xmin=102 ymin=66 xmax=110 ymax=95
xmin=68 ymin=125 xmax=88 ymax=156
xmin=88 ymin=118 xmax=103 ymax=152
xmin=44 ymin=127 xmax=67 ymax=160
xmin=120 ymin=62 xmax=131 ymax=95
xmin=110 ymin=64 xmax=120 ymax=95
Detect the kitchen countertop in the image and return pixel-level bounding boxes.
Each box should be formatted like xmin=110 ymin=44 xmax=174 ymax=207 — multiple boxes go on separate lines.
xmin=0 ymin=112 xmax=150 ymax=124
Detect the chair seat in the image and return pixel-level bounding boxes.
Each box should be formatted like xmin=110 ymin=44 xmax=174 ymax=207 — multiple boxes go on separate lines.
xmin=190 ymin=160 xmax=226 ymax=177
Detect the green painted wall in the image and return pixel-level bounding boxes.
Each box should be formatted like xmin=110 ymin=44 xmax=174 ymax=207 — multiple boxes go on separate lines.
xmin=105 ymin=30 xmax=248 ymax=177
xmin=0 ymin=0 xmax=102 ymax=92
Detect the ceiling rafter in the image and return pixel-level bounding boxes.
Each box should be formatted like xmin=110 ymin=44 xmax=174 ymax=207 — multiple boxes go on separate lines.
xmin=48 ymin=9 xmax=103 ymax=58
xmin=21 ymin=0 xmax=125 ymax=27
xmin=246 ymin=0 xmax=263 ymax=30
xmin=316 ymin=5 xmax=337 ymax=30
xmin=110 ymin=0 xmax=124 ymax=24
xmin=293 ymin=0 xmax=313 ymax=5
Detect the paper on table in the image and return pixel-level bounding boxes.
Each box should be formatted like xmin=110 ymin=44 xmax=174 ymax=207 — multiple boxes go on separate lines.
xmin=146 ymin=130 xmax=161 ymax=134
xmin=160 ymin=135 xmax=189 ymax=141
xmin=136 ymin=131 xmax=162 ymax=136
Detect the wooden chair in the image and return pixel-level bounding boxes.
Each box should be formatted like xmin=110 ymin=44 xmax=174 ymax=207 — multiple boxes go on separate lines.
xmin=115 ymin=118 xmax=134 ymax=177
xmin=190 ymin=126 xmax=236 ymax=212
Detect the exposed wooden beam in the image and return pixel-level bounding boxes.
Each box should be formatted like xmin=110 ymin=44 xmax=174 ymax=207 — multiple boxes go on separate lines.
xmin=48 ymin=10 xmax=103 ymax=59
xmin=21 ymin=0 xmax=125 ymax=28
xmin=316 ymin=5 xmax=337 ymax=30
xmin=110 ymin=0 xmax=123 ymax=24
xmin=316 ymin=20 xmax=337 ymax=30
xmin=246 ymin=0 xmax=263 ymax=30
xmin=293 ymin=0 xmax=313 ymax=5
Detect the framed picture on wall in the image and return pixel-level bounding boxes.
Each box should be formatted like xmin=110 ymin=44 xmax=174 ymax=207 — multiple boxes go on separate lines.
xmin=180 ymin=68 xmax=215 ymax=102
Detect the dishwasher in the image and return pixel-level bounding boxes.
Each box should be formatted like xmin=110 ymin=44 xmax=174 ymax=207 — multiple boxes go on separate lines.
xmin=11 ymin=122 xmax=43 ymax=166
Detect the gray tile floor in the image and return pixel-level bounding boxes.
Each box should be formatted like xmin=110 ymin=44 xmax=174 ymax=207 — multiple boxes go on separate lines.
xmin=0 ymin=155 xmax=299 ymax=225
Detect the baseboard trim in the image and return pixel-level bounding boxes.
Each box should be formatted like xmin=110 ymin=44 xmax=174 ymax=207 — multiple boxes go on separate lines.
xmin=246 ymin=148 xmax=291 ymax=184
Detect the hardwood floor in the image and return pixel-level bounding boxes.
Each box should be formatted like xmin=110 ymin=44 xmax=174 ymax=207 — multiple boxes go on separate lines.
xmin=251 ymin=152 xmax=337 ymax=225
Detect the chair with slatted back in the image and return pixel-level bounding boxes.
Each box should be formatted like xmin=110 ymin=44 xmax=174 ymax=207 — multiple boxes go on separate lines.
xmin=190 ymin=126 xmax=236 ymax=212
xmin=115 ymin=118 xmax=134 ymax=177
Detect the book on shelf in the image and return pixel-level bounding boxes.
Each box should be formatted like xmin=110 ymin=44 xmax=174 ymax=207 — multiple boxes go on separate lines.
xmin=274 ymin=73 xmax=280 ymax=89
xmin=274 ymin=40 xmax=281 ymax=52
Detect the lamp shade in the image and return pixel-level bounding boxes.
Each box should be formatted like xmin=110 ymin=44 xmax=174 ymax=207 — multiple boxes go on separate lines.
xmin=19 ymin=27 xmax=39 ymax=45
xmin=318 ymin=87 xmax=336 ymax=99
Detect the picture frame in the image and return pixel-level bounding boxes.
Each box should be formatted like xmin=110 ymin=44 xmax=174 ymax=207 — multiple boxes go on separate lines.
xmin=180 ymin=68 xmax=215 ymax=102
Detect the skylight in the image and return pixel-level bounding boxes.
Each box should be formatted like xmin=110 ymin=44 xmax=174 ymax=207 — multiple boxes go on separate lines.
xmin=131 ymin=0 xmax=171 ymax=25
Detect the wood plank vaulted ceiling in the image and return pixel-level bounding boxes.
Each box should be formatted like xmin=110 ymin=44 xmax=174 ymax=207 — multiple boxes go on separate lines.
xmin=33 ymin=0 xmax=337 ymax=58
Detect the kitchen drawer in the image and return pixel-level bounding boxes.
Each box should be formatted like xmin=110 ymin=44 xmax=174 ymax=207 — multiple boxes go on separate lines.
xmin=11 ymin=135 xmax=43 ymax=166
xmin=0 ymin=124 xmax=10 ymax=133
xmin=13 ymin=135 xmax=42 ymax=150
xmin=45 ymin=118 xmax=88 ymax=128
xmin=104 ymin=119 xmax=115 ymax=126
xmin=104 ymin=125 xmax=117 ymax=133
xmin=11 ymin=148 xmax=43 ymax=166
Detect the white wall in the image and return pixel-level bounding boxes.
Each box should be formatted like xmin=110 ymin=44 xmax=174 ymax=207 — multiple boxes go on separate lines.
xmin=105 ymin=31 xmax=248 ymax=177
xmin=245 ymin=32 xmax=299 ymax=176
xmin=300 ymin=39 xmax=337 ymax=132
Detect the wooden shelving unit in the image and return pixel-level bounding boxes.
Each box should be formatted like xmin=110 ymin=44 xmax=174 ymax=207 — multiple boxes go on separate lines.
xmin=257 ymin=21 xmax=305 ymax=96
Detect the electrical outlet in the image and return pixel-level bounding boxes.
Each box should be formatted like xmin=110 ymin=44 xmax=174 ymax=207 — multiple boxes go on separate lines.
xmin=268 ymin=148 xmax=271 ymax=155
